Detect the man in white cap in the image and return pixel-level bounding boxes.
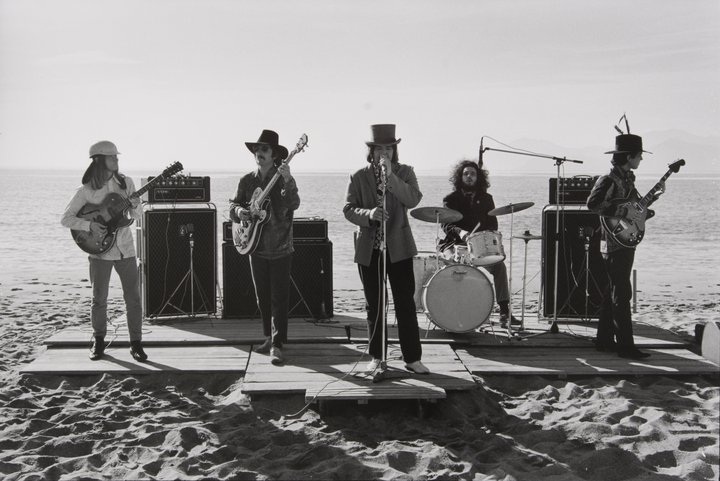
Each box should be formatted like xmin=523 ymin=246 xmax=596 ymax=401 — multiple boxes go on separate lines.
xmin=61 ymin=141 xmax=147 ymax=362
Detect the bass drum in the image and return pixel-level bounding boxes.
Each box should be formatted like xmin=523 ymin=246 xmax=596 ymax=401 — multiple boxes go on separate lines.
xmin=422 ymin=264 xmax=495 ymax=332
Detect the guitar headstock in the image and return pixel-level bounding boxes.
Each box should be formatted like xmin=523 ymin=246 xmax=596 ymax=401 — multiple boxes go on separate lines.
xmin=293 ymin=134 xmax=308 ymax=154
xmin=669 ymin=159 xmax=685 ymax=173
xmin=161 ymin=161 xmax=184 ymax=178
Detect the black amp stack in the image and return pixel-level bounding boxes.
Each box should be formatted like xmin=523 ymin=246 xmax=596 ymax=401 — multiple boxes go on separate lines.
xmin=542 ymin=175 xmax=608 ymax=319
xmin=221 ymin=217 xmax=333 ymax=320
xmin=139 ymin=174 xmax=216 ymax=319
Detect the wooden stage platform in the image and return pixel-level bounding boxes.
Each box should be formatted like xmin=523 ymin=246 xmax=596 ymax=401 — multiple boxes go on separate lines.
xmin=21 ymin=313 xmax=719 ymax=404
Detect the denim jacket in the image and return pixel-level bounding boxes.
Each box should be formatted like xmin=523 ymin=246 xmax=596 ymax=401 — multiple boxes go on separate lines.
xmin=229 ymin=168 xmax=300 ymax=259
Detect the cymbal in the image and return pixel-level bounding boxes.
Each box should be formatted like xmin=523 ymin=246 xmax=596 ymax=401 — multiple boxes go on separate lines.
xmin=512 ymin=230 xmax=543 ymax=241
xmin=410 ymin=206 xmax=463 ymax=224
xmin=488 ymin=201 xmax=534 ymax=216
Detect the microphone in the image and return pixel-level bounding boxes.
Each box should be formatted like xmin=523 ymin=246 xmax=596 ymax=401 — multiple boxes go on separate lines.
xmin=479 ymin=138 xmax=484 ymax=169
xmin=379 ymin=155 xmax=387 ymax=180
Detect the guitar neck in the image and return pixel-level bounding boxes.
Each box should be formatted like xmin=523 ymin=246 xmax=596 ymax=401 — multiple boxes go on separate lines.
xmin=255 ymin=149 xmax=301 ymax=205
xmin=639 ymin=168 xmax=673 ymax=208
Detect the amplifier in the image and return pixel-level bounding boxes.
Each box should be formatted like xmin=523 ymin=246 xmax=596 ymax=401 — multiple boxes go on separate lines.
xmin=222 ymin=217 xmax=328 ymax=242
xmin=144 ymin=175 xmax=211 ymax=203
xmin=548 ymin=176 xmax=599 ymax=205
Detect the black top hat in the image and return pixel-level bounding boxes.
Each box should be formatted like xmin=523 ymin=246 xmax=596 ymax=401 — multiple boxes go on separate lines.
xmin=605 ymin=134 xmax=652 ymax=155
xmin=365 ymin=124 xmax=402 ymax=146
xmin=245 ymin=129 xmax=289 ymax=160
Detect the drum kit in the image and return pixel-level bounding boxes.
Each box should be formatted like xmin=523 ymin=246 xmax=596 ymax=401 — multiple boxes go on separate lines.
xmin=410 ymin=201 xmax=542 ymax=334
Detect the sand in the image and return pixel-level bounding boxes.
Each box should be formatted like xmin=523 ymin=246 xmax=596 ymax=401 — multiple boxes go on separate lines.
xmin=0 ymin=278 xmax=718 ymax=481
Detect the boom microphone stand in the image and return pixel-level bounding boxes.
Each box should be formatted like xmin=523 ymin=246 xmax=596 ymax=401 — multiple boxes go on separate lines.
xmin=480 ymin=143 xmax=584 ymax=335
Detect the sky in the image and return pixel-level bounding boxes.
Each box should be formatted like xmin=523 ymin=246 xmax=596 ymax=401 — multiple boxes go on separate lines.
xmin=1 ymin=0 xmax=718 ymax=175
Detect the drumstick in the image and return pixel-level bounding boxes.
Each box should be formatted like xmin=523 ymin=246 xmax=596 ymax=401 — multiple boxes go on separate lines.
xmin=469 ymin=221 xmax=482 ymax=236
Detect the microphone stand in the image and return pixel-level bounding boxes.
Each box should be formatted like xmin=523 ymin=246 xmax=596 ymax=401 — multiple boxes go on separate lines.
xmin=373 ymin=160 xmax=408 ymax=383
xmin=481 ymin=145 xmax=584 ymax=337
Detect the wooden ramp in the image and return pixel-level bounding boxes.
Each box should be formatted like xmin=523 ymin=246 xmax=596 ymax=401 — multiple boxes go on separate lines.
xmin=455 ymin=346 xmax=720 ymax=377
xmin=20 ymin=345 xmax=251 ymax=375
xmin=241 ymin=343 xmax=476 ymax=403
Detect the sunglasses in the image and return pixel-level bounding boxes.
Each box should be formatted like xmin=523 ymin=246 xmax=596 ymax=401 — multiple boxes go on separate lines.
xmin=253 ymin=145 xmax=272 ymax=154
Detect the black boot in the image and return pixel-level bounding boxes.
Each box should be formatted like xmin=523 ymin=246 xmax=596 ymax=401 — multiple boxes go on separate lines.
xmin=130 ymin=340 xmax=148 ymax=362
xmin=89 ymin=336 xmax=105 ymax=361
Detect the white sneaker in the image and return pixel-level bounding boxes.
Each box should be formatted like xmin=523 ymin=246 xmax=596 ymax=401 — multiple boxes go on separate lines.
xmin=405 ymin=360 xmax=430 ymax=374
xmin=366 ymin=358 xmax=381 ymax=372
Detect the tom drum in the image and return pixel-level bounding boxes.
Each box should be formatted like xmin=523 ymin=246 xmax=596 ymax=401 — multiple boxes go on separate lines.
xmin=467 ymin=230 xmax=506 ymax=266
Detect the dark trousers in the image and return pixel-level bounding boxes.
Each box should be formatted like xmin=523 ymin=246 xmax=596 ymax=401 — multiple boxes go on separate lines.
xmin=250 ymin=254 xmax=292 ymax=348
xmin=359 ymin=250 xmax=422 ymax=363
xmin=597 ymin=248 xmax=636 ymax=350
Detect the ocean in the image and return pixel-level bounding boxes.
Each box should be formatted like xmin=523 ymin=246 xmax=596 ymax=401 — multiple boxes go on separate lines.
xmin=1 ymin=168 xmax=718 ymax=311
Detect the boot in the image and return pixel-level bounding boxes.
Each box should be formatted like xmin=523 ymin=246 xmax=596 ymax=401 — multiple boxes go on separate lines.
xmin=130 ymin=340 xmax=148 ymax=362
xmin=89 ymin=336 xmax=105 ymax=361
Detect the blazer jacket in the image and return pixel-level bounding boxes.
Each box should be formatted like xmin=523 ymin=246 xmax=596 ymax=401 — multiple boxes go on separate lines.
xmin=343 ymin=163 xmax=422 ymax=266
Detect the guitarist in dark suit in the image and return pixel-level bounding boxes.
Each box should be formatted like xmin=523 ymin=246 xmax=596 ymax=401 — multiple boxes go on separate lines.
xmin=60 ymin=141 xmax=148 ymax=362
xmin=229 ymin=130 xmax=300 ymax=365
xmin=587 ymin=132 xmax=665 ymax=359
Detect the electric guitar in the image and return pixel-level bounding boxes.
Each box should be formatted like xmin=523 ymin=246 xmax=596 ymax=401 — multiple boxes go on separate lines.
xmin=71 ymin=161 xmax=183 ymax=254
xmin=232 ymin=134 xmax=308 ymax=255
xmin=600 ymin=159 xmax=685 ymax=248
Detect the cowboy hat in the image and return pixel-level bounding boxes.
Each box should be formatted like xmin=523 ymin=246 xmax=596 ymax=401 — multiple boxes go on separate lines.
xmin=605 ymin=134 xmax=652 ymax=154
xmin=245 ymin=129 xmax=289 ymax=160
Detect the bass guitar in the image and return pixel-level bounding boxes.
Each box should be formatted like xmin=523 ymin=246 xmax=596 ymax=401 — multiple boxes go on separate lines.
xmin=71 ymin=161 xmax=183 ymax=254
xmin=233 ymin=134 xmax=308 ymax=255
xmin=600 ymin=159 xmax=685 ymax=248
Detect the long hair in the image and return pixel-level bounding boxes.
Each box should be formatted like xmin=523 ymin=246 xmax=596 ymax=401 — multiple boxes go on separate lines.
xmin=611 ymin=152 xmax=631 ymax=166
xmin=82 ymin=155 xmax=126 ymax=190
xmin=366 ymin=145 xmax=399 ymax=164
xmin=450 ymin=160 xmax=490 ymax=193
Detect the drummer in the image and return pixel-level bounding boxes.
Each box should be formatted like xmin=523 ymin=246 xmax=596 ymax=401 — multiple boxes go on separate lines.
xmin=439 ymin=159 xmax=520 ymax=328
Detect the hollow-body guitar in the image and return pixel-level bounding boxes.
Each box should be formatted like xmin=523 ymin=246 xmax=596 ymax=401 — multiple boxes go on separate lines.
xmin=600 ymin=159 xmax=685 ymax=247
xmin=233 ymin=134 xmax=308 ymax=255
xmin=71 ymin=162 xmax=183 ymax=254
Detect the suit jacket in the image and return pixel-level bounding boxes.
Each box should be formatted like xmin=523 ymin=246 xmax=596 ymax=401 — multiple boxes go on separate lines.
xmin=343 ymin=163 xmax=422 ymax=266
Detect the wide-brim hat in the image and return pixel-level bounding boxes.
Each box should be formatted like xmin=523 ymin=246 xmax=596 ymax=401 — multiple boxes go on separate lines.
xmin=605 ymin=134 xmax=652 ymax=154
xmin=245 ymin=129 xmax=289 ymax=160
xmin=365 ymin=124 xmax=401 ymax=146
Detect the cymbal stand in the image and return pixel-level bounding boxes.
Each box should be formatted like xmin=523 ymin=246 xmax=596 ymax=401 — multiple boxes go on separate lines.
xmin=481 ymin=145 xmax=584 ymax=336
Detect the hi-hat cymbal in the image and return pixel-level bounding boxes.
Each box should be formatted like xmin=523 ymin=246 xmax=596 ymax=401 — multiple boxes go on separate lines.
xmin=512 ymin=230 xmax=543 ymax=241
xmin=488 ymin=201 xmax=534 ymax=216
xmin=410 ymin=206 xmax=463 ymax=223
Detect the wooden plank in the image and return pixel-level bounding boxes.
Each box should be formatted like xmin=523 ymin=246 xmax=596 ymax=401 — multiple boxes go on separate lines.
xmin=20 ymin=346 xmax=250 ymax=375
xmin=455 ymin=347 xmax=720 ymax=377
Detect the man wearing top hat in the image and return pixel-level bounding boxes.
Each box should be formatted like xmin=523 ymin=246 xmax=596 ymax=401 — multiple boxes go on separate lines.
xmin=587 ymin=128 xmax=665 ymax=360
xmin=343 ymin=124 xmax=429 ymax=375
xmin=230 ymin=129 xmax=300 ymax=365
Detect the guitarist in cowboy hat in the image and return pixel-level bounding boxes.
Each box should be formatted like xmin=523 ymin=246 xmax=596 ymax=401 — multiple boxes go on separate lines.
xmin=60 ymin=140 xmax=148 ymax=362
xmin=587 ymin=127 xmax=665 ymax=359
xmin=230 ymin=129 xmax=299 ymax=365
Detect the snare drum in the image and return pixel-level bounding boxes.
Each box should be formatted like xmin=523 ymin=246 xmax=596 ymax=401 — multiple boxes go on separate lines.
xmin=422 ymin=264 xmax=495 ymax=332
xmin=453 ymin=245 xmax=470 ymax=264
xmin=467 ymin=230 xmax=506 ymax=266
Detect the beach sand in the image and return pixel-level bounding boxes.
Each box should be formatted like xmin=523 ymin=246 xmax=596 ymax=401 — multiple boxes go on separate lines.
xmin=1 ymin=278 xmax=718 ymax=481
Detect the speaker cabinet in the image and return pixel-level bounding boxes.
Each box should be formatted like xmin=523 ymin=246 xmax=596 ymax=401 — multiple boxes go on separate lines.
xmin=289 ymin=240 xmax=333 ymax=319
xmin=222 ymin=240 xmax=333 ymax=319
xmin=141 ymin=207 xmax=216 ymax=318
xmin=222 ymin=243 xmax=260 ymax=318
xmin=542 ymin=205 xmax=608 ymax=319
